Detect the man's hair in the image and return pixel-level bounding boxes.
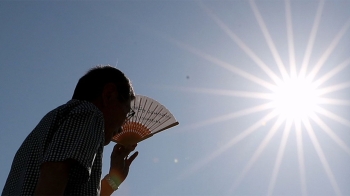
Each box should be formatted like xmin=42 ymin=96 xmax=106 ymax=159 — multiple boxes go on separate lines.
xmin=72 ymin=65 xmax=135 ymax=102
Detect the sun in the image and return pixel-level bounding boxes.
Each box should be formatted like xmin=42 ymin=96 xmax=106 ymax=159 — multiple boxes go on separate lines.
xmin=271 ymin=76 xmax=320 ymax=121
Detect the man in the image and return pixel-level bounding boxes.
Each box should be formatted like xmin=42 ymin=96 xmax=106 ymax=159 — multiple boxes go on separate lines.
xmin=2 ymin=65 xmax=138 ymax=195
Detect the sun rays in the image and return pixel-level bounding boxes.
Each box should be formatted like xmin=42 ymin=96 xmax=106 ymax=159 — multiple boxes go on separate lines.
xmin=168 ymin=0 xmax=350 ymax=195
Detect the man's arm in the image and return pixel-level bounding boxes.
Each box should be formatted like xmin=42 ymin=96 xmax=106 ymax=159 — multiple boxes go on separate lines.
xmin=34 ymin=160 xmax=72 ymax=195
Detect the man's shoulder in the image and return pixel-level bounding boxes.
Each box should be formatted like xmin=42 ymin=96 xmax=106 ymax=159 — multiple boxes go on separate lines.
xmin=40 ymin=100 xmax=103 ymax=126
xmin=53 ymin=99 xmax=101 ymax=115
xmin=65 ymin=99 xmax=99 ymax=112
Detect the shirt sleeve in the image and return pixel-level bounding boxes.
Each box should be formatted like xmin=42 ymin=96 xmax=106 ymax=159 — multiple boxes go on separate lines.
xmin=42 ymin=106 xmax=104 ymax=184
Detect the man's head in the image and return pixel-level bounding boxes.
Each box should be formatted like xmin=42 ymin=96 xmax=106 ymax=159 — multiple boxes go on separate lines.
xmin=72 ymin=65 xmax=135 ymax=145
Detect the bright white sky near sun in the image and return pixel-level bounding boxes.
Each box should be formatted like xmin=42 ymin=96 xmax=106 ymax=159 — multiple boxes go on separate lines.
xmin=1 ymin=1 xmax=350 ymax=196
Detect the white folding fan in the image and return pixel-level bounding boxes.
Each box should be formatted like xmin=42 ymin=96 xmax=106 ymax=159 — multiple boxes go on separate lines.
xmin=112 ymin=95 xmax=179 ymax=146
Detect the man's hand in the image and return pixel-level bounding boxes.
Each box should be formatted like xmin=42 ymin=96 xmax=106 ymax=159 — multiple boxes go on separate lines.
xmin=109 ymin=143 xmax=138 ymax=186
xmin=100 ymin=144 xmax=138 ymax=195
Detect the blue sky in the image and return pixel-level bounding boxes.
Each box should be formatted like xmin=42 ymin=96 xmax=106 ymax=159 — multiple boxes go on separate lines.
xmin=1 ymin=1 xmax=350 ymax=196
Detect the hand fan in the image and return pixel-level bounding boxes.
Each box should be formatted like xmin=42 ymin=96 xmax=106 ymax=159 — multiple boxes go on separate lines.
xmin=112 ymin=95 xmax=179 ymax=146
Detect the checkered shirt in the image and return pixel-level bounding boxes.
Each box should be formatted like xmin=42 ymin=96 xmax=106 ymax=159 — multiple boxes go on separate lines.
xmin=2 ymin=99 xmax=105 ymax=195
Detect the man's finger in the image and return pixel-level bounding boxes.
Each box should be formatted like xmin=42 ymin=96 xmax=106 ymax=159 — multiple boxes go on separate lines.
xmin=126 ymin=151 xmax=138 ymax=166
xmin=112 ymin=144 xmax=129 ymax=156
xmin=112 ymin=143 xmax=123 ymax=152
xmin=128 ymin=144 xmax=138 ymax=151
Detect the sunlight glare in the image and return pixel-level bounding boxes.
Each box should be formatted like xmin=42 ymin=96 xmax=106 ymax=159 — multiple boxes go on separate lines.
xmin=271 ymin=76 xmax=319 ymax=121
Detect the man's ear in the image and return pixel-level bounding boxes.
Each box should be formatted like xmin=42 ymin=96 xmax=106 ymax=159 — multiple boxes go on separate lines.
xmin=102 ymin=83 xmax=118 ymax=106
